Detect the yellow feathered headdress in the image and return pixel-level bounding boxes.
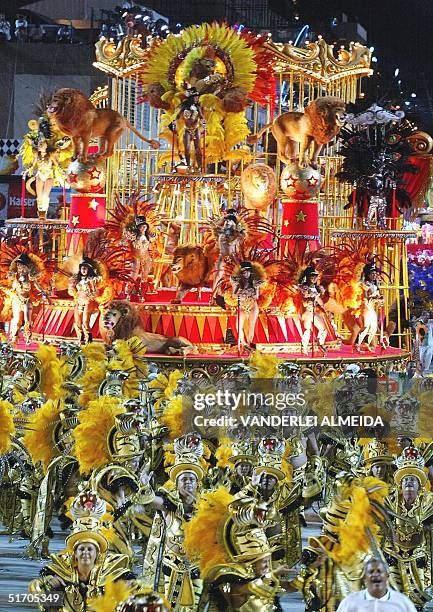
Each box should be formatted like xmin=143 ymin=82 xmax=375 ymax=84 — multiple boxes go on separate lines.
xmin=0 ymin=400 xmax=15 ymax=455
xmin=73 ymin=397 xmax=125 ymax=475
xmin=139 ymin=22 xmax=274 ymax=165
xmin=248 ymin=351 xmax=281 ymax=379
xmin=149 ymin=369 xmax=183 ymax=415
xmin=183 ymin=486 xmax=235 ymax=579
xmin=22 ymin=399 xmax=62 ymax=471
xmin=160 ymin=395 xmax=192 ymax=441
xmin=88 ymin=581 xmax=133 ymax=612
xmin=35 ymin=344 xmax=65 ymax=401
xmin=77 ymin=344 xmax=108 ymax=407
xmin=327 ymin=476 xmax=389 ymax=566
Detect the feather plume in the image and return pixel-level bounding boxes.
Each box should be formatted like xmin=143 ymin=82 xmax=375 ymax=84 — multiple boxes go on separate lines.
xmin=73 ymin=397 xmax=124 ymax=474
xmin=87 ymin=580 xmax=133 ymax=612
xmin=160 ymin=395 xmax=191 ymax=440
xmin=22 ymin=400 xmax=62 ymax=470
xmin=328 ymin=476 xmax=388 ymax=566
xmin=183 ymin=486 xmax=234 ymax=578
xmin=0 ymin=400 xmax=15 ymax=455
xmin=77 ymin=361 xmax=107 ymax=407
xmin=36 ymin=345 xmax=65 ymax=400
xmin=248 ymin=351 xmax=281 ymax=379
xmin=215 ymin=441 xmax=234 ymax=468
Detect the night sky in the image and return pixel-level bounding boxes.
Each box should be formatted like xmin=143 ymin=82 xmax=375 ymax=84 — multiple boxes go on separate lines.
xmin=298 ymin=0 xmax=433 ymax=127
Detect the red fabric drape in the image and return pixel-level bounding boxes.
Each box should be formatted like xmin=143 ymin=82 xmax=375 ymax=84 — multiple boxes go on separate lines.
xmin=401 ymin=155 xmax=432 ymax=208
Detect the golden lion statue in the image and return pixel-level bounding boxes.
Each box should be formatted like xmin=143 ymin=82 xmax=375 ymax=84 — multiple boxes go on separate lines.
xmin=47 ymin=88 xmax=160 ymax=161
xmin=100 ymin=300 xmax=195 ymax=355
xmin=248 ymin=96 xmax=346 ymax=168
xmin=240 ymin=163 xmax=277 ymax=212
xmin=170 ymin=244 xmax=216 ymax=304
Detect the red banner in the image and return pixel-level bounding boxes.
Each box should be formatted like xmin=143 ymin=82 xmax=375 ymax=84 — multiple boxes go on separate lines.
xmin=280 ymin=199 xmax=320 ymax=255
xmin=68 ymin=193 xmax=106 ymax=233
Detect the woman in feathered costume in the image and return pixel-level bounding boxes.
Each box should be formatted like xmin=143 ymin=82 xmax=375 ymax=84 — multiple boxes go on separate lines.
xmin=174 ymin=88 xmax=206 ymax=171
xmin=231 ymin=260 xmax=265 ymax=350
xmin=214 ymin=245 xmax=290 ymax=351
xmin=138 ymin=22 xmax=274 ymax=167
xmin=20 ymin=96 xmax=72 ymax=219
xmin=0 ymin=244 xmax=51 ymax=344
xmin=68 ymin=239 xmax=131 ymax=344
xmin=355 ymin=262 xmax=386 ymax=353
xmin=297 ymin=265 xmax=328 ymax=356
xmin=208 ymin=206 xmax=271 ymax=294
xmin=106 ymin=192 xmax=159 ymax=298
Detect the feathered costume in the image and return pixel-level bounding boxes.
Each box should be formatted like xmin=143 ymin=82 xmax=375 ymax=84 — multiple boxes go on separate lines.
xmin=67 ymin=238 xmax=132 ymax=343
xmin=213 ymin=245 xmax=287 ymax=310
xmin=336 ymin=104 xmax=419 ymax=218
xmin=0 ymin=242 xmax=53 ymax=343
xmin=296 ymin=476 xmax=390 ymax=610
xmin=105 ymin=192 xmax=161 ymax=294
xmin=20 ymin=94 xmax=73 ymax=214
xmin=138 ymin=22 xmax=275 ymax=166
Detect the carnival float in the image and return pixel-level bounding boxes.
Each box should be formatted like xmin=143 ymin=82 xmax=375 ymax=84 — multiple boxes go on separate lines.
xmin=2 ymin=21 xmax=432 ymax=380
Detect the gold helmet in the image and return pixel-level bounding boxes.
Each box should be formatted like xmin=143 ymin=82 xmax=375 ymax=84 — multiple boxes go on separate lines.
xmin=394 ymin=446 xmax=427 ymax=487
xmin=168 ymin=433 xmax=205 ymax=482
xmin=65 ymin=489 xmax=108 ymax=554
xmin=254 ymin=436 xmax=286 ymax=481
xmin=364 ymin=439 xmax=394 ymax=466
xmin=108 ymin=413 xmax=142 ymax=462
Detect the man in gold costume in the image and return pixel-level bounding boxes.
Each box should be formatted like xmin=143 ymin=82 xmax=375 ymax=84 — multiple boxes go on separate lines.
xmin=141 ymin=442 xmax=204 ymax=611
xmin=383 ymin=446 xmax=433 ymax=610
xmin=29 ymin=490 xmax=133 ymax=611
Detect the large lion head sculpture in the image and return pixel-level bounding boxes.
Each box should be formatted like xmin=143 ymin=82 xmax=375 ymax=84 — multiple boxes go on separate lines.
xmin=47 ymin=88 xmax=93 ymax=128
xmin=240 ymin=163 xmax=277 ymax=212
xmin=304 ymin=96 xmax=346 ymax=145
xmin=171 ymin=245 xmax=208 ymax=287
xmin=100 ymin=300 xmax=143 ymax=343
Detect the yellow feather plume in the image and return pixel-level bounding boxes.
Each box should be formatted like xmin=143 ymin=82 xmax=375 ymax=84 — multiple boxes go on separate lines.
xmin=82 ymin=342 xmax=107 ymax=362
xmin=0 ymin=400 xmax=15 ymax=455
xmin=111 ymin=337 xmax=148 ymax=377
xmin=183 ymin=486 xmax=234 ymax=578
xmin=224 ymin=112 xmax=250 ymax=151
xmin=304 ymin=380 xmax=334 ymax=420
xmin=87 ymin=580 xmax=133 ymax=612
xmin=147 ymin=369 xmax=184 ymax=414
xmin=160 ymin=395 xmax=192 ymax=440
xmin=73 ymin=397 xmax=124 ymax=474
xmin=22 ymin=400 xmax=62 ymax=471
xmin=248 ymin=351 xmax=281 ymax=379
xmin=77 ymin=361 xmax=107 ymax=407
xmin=215 ymin=442 xmax=234 ymax=468
xmin=35 ymin=345 xmax=65 ymax=400
xmin=328 ymin=476 xmax=388 ymax=566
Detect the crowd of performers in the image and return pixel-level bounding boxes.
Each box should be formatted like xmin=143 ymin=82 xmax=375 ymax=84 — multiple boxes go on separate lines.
xmin=0 ymin=192 xmax=407 ymax=359
xmin=0 ymin=339 xmax=433 ymax=611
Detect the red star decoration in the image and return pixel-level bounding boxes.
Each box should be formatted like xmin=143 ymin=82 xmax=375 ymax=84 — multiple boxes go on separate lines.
xmin=88 ymin=166 xmax=101 ymax=180
xmin=263 ymin=438 xmax=276 ymax=451
xmin=68 ymin=172 xmax=78 ymax=182
xmin=405 ymin=447 xmax=418 ymax=459
xmin=307 ymin=176 xmax=319 ymax=187
xmin=284 ymin=175 xmax=297 ymax=188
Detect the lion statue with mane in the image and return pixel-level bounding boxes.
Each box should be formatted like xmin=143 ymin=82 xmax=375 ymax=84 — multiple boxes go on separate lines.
xmin=46 ymin=88 xmax=160 ymax=161
xmin=100 ymin=300 xmax=196 ymax=355
xmin=248 ymin=96 xmax=346 ymax=168
xmin=170 ymin=242 xmax=217 ymax=304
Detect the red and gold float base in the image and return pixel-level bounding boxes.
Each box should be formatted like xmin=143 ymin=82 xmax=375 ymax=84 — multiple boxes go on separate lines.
xmin=27 ymin=294 xmax=410 ymax=373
